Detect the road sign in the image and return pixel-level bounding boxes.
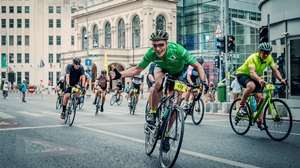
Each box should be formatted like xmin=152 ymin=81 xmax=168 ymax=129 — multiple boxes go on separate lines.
xmin=85 ymin=59 xmax=92 ymax=66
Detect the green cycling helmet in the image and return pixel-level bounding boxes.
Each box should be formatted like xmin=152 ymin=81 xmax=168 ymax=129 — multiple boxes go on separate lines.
xmin=150 ymin=30 xmax=169 ymax=41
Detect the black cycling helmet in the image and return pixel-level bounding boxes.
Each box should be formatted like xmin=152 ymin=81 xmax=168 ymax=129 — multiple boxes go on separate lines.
xmin=73 ymin=57 xmax=81 ymax=65
xmin=258 ymin=42 xmax=272 ymax=52
xmin=150 ymin=30 xmax=169 ymax=41
xmin=196 ymin=56 xmax=204 ymax=65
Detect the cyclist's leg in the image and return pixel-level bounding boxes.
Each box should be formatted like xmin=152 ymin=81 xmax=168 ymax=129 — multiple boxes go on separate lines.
xmin=238 ymin=75 xmax=256 ymax=107
xmin=61 ymin=87 xmax=71 ymax=118
xmin=100 ymin=88 xmax=106 ymax=110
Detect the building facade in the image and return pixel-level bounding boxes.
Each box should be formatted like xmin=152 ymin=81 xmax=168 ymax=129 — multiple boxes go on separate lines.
xmin=0 ymin=0 xmax=73 ymax=86
xmin=61 ymin=0 xmax=177 ymax=84
xmin=177 ymin=0 xmax=261 ymax=82
xmin=259 ymin=0 xmax=300 ymax=97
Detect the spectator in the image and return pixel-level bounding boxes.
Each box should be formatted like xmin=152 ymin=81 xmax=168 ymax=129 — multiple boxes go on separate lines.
xmin=19 ymin=80 xmax=28 ymax=102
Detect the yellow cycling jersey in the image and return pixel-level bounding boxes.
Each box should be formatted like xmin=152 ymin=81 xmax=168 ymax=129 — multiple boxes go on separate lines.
xmin=236 ymin=52 xmax=276 ymax=76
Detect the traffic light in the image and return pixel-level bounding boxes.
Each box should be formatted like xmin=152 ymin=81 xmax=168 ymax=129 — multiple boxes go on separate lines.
xmin=259 ymin=26 xmax=269 ymax=43
xmin=214 ymin=56 xmax=220 ymax=69
xmin=216 ymin=37 xmax=225 ymax=53
xmin=227 ymin=35 xmax=235 ymax=52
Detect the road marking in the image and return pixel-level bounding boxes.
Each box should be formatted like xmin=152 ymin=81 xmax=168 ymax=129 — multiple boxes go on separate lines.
xmin=0 ymin=124 xmax=64 ymax=131
xmin=0 ymin=112 xmax=15 ymax=119
xmin=77 ymin=125 xmax=261 ymax=168
xmin=19 ymin=111 xmax=43 ymax=117
xmin=80 ymin=121 xmax=144 ymax=127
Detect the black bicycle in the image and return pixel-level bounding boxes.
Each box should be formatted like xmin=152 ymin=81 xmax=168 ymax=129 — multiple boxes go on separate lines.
xmin=182 ymin=83 xmax=205 ymax=125
xmin=64 ymin=87 xmax=81 ymax=127
xmin=110 ymin=91 xmax=123 ymax=106
xmin=56 ymin=94 xmax=63 ymax=111
xmin=95 ymin=94 xmax=104 ymax=115
xmin=144 ymin=73 xmax=186 ymax=168
xmin=78 ymin=94 xmax=85 ymax=110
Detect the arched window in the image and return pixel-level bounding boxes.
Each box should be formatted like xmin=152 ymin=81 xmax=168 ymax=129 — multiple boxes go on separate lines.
xmin=132 ymin=15 xmax=140 ymax=48
xmin=82 ymin=27 xmax=88 ymax=50
xmin=92 ymin=25 xmax=99 ymax=48
xmin=104 ymin=22 xmax=111 ymax=48
xmin=156 ymin=15 xmax=166 ymax=31
xmin=118 ymin=19 xmax=125 ymax=48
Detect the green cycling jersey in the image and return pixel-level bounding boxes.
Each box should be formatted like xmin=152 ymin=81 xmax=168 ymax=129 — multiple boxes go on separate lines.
xmin=236 ymin=52 xmax=276 ymax=76
xmin=138 ymin=42 xmax=196 ymax=75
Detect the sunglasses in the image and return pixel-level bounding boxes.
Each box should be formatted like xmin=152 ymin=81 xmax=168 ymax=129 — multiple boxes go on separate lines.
xmin=153 ymin=43 xmax=165 ymax=48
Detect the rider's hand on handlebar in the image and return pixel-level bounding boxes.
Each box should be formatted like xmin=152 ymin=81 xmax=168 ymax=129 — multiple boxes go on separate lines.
xmin=110 ymin=68 xmax=122 ymax=80
xmin=258 ymin=79 xmax=266 ymax=87
xmin=203 ymin=83 xmax=209 ymax=94
xmin=280 ymin=79 xmax=287 ymax=85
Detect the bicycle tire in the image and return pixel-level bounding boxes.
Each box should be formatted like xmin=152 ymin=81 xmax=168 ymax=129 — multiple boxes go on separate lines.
xmin=229 ymin=98 xmax=251 ymax=135
xmin=264 ymin=98 xmax=293 ymax=141
xmin=159 ymin=106 xmax=185 ymax=168
xmin=95 ymin=96 xmax=101 ymax=115
xmin=68 ymin=97 xmax=77 ymax=127
xmin=192 ymin=98 xmax=205 ymax=125
xmin=79 ymin=96 xmax=84 ymax=110
xmin=110 ymin=95 xmax=116 ymax=106
xmin=56 ymin=96 xmax=61 ymax=110
xmin=116 ymin=95 xmax=123 ymax=106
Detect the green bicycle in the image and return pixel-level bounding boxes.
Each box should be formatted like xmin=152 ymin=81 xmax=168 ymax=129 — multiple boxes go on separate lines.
xmin=229 ymin=82 xmax=293 ymax=141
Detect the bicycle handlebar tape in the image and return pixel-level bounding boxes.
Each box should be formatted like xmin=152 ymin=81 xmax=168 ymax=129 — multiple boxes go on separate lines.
xmin=114 ymin=69 xmax=122 ymax=80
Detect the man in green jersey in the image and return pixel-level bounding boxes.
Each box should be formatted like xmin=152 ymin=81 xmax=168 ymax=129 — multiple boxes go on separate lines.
xmin=111 ymin=30 xmax=208 ymax=124
xmin=236 ymin=42 xmax=286 ymax=129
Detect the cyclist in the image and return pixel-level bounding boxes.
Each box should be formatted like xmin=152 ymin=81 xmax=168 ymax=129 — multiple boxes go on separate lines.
xmin=3 ymin=80 xmax=9 ymax=98
xmin=236 ymin=42 xmax=286 ymax=129
xmin=93 ymin=70 xmax=109 ymax=112
xmin=61 ymin=57 xmax=85 ymax=119
xmin=110 ymin=30 xmax=208 ymax=125
xmin=115 ymin=80 xmax=123 ymax=100
xmin=56 ymin=76 xmax=65 ymax=96
xmin=128 ymin=74 xmax=143 ymax=106
xmin=181 ymin=56 xmax=206 ymax=110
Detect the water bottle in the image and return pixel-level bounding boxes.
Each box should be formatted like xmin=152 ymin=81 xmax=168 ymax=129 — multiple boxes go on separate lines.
xmin=249 ymin=96 xmax=257 ymax=112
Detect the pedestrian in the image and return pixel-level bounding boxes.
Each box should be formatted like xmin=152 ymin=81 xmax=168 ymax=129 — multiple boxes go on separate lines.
xmin=3 ymin=80 xmax=9 ymax=99
xmin=19 ymin=80 xmax=28 ymax=102
xmin=230 ymin=77 xmax=241 ymax=101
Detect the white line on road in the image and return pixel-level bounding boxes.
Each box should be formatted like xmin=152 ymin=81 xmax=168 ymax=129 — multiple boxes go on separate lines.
xmin=77 ymin=125 xmax=261 ymax=168
xmin=19 ymin=111 xmax=44 ymax=117
xmin=0 ymin=124 xmax=64 ymax=131
xmin=0 ymin=112 xmax=15 ymax=119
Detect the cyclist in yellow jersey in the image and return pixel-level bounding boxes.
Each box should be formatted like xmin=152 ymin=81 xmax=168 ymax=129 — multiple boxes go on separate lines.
xmin=236 ymin=42 xmax=286 ymax=129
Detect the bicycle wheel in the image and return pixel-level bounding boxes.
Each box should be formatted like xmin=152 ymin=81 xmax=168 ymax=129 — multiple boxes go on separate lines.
xmin=95 ymin=96 xmax=101 ymax=115
xmin=56 ymin=96 xmax=62 ymax=110
xmin=229 ymin=98 xmax=251 ymax=135
xmin=192 ymin=98 xmax=205 ymax=125
xmin=116 ymin=95 xmax=123 ymax=105
xmin=68 ymin=97 xmax=77 ymax=127
xmin=110 ymin=95 xmax=116 ymax=106
xmin=264 ymin=99 xmax=293 ymax=141
xmin=159 ymin=106 xmax=185 ymax=168
xmin=144 ymin=101 xmax=150 ymax=121
xmin=79 ymin=96 xmax=84 ymax=109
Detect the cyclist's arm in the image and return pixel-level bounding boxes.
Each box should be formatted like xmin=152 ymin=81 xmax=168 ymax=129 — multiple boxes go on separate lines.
xmin=271 ymin=65 xmax=284 ymax=83
xmin=120 ymin=66 xmax=144 ymax=78
xmin=249 ymin=66 xmax=263 ymax=82
xmin=66 ymin=74 xmax=70 ymax=86
xmin=190 ymin=63 xmax=207 ymax=84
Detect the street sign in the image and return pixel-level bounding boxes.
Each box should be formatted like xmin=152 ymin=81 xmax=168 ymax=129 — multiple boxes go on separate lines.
xmin=85 ymin=59 xmax=92 ymax=66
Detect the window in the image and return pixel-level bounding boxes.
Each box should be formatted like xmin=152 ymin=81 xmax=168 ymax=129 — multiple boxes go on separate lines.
xmin=9 ymin=6 xmax=14 ymax=13
xmin=9 ymin=35 xmax=14 ymax=46
xmin=104 ymin=22 xmax=111 ymax=48
xmin=48 ymin=6 xmax=54 ymax=13
xmin=25 ymin=19 xmax=30 ymax=28
xmin=17 ymin=35 xmax=22 ymax=45
xmin=82 ymin=27 xmax=87 ymax=50
xmin=49 ymin=19 xmax=53 ymax=28
xmin=17 ymin=53 xmax=22 ymax=63
xmin=25 ymin=72 xmax=30 ymax=84
xmin=49 ymin=36 xmax=53 ymax=45
xmin=17 ymin=19 xmax=22 ymax=28
xmin=118 ymin=19 xmax=125 ymax=48
xmin=48 ymin=53 xmax=53 ymax=63
xmin=1 ymin=19 xmax=6 ymax=28
xmin=25 ymin=35 xmax=30 ymax=46
xmin=71 ymin=19 xmax=74 ymax=28
xmin=9 ymin=53 xmax=14 ymax=63
xmin=48 ymin=72 xmax=53 ymax=86
xmin=1 ymin=6 xmax=6 ymax=13
xmin=1 ymin=35 xmax=6 ymax=46
xmin=56 ymin=6 xmax=61 ymax=14
xmin=92 ymin=25 xmax=99 ymax=48
xmin=71 ymin=36 xmax=74 ymax=46
xmin=56 ymin=54 xmax=61 ymax=63
xmin=132 ymin=15 xmax=140 ymax=48
xmin=56 ymin=36 xmax=61 ymax=45
xmin=9 ymin=19 xmax=14 ymax=28
xmin=156 ymin=15 xmax=166 ymax=31
xmin=17 ymin=6 xmax=22 ymax=13
xmin=56 ymin=19 xmax=61 ymax=28
xmin=25 ymin=6 xmax=30 ymax=13
xmin=1 ymin=53 xmax=7 ymax=68
xmin=25 ymin=53 xmax=29 ymax=63
xmin=17 ymin=72 xmax=22 ymax=84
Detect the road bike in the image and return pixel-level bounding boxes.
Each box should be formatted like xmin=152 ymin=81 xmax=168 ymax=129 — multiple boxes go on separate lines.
xmin=56 ymin=94 xmax=63 ymax=111
xmin=144 ymin=73 xmax=186 ymax=168
xmin=110 ymin=90 xmax=123 ymax=106
xmin=64 ymin=87 xmax=81 ymax=127
xmin=229 ymin=82 xmax=293 ymax=141
xmin=129 ymin=88 xmax=139 ymax=115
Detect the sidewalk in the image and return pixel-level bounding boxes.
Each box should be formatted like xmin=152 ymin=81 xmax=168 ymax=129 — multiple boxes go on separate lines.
xmin=205 ymin=99 xmax=300 ymax=121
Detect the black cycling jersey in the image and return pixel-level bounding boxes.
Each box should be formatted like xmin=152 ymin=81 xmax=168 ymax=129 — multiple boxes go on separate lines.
xmin=65 ymin=64 xmax=84 ymax=86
